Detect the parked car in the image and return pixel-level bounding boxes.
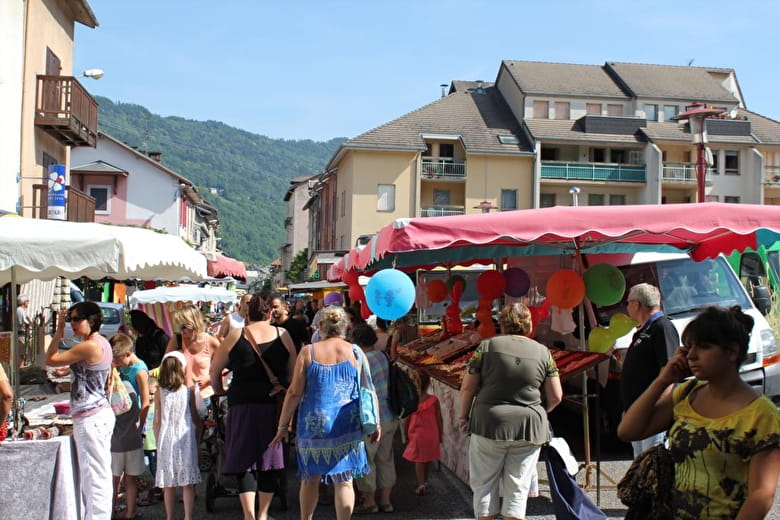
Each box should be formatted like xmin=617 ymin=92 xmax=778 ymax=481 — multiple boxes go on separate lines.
xmin=60 ymin=302 xmax=127 ymax=349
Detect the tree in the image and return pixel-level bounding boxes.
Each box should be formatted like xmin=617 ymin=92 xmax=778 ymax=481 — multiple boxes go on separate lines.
xmin=287 ymin=248 xmax=309 ymax=283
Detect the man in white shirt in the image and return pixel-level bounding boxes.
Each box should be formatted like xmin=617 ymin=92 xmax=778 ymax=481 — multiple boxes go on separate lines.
xmin=217 ymin=293 xmax=252 ymax=340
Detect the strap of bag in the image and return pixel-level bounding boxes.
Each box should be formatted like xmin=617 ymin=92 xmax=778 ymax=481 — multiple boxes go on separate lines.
xmin=243 ymin=327 xmax=282 ymax=387
xmin=353 ymin=345 xmax=370 ymax=390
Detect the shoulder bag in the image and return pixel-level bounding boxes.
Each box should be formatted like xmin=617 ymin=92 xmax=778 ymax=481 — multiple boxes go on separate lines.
xmin=107 ymin=368 xmax=133 ymax=416
xmin=353 ymin=345 xmax=379 ymax=434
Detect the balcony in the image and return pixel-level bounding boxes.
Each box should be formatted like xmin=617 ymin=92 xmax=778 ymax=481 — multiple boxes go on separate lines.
xmin=765 ymin=166 xmax=780 ymax=186
xmin=32 ymin=184 xmax=95 ymax=222
xmin=662 ymin=163 xmax=714 ymax=184
xmin=35 ymin=75 xmax=98 ymax=147
xmin=420 ymin=205 xmax=465 ymax=217
xmin=421 ymin=158 xmax=466 ymax=181
xmin=541 ymin=162 xmax=645 ymax=182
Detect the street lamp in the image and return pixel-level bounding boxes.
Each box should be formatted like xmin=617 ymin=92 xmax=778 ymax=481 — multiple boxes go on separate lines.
xmin=672 ymin=103 xmax=724 ymax=203
xmin=569 ymin=186 xmax=580 ymax=207
xmin=82 ymin=68 xmax=104 ymax=80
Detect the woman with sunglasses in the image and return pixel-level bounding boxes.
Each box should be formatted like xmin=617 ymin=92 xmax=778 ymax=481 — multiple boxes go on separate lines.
xmin=165 ymin=304 xmax=221 ymax=406
xmin=47 ymin=301 xmax=115 ymax=520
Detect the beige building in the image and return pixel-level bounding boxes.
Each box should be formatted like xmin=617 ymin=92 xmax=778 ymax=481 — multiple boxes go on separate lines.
xmin=1 ymin=0 xmax=99 ymax=219
xmin=304 ymin=60 xmax=780 ymax=274
xmin=279 ymin=175 xmax=314 ymax=284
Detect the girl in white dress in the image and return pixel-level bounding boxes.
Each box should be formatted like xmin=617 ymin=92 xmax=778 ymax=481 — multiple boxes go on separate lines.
xmin=154 ymin=351 xmax=201 ymax=520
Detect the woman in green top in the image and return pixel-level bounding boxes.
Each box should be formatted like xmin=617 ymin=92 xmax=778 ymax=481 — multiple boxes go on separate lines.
xmin=458 ymin=303 xmax=562 ymax=520
xmin=619 ymin=305 xmax=780 ymax=519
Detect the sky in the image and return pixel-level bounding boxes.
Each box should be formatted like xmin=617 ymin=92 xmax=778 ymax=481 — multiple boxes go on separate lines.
xmin=75 ymin=0 xmax=780 ymax=142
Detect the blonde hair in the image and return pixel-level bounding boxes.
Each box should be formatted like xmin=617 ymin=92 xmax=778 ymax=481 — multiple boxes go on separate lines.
xmin=109 ymin=333 xmax=135 ymax=358
xmin=319 ymin=305 xmax=348 ymax=338
xmin=172 ymin=303 xmax=206 ymax=335
xmin=498 ymin=303 xmax=533 ymax=336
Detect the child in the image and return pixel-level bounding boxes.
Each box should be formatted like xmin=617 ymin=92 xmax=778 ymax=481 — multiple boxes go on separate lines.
xmin=111 ymin=333 xmax=151 ymax=429
xmin=138 ymin=376 xmax=161 ymax=507
xmin=402 ymin=372 xmax=442 ymax=495
xmin=110 ymin=379 xmax=145 ymax=520
xmin=154 ymin=351 xmax=201 ymax=520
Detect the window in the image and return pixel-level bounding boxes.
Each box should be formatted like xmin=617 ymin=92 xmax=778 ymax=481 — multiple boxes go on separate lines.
xmin=433 ymin=189 xmax=450 ymax=205
xmin=439 ymin=143 xmax=454 ymax=158
xmin=586 ymin=103 xmax=602 ymax=115
xmin=540 ymin=193 xmax=556 ymax=207
xmin=554 ymin=102 xmax=570 ymax=120
xmin=533 ymin=100 xmax=549 ymax=119
xmin=611 ymin=149 xmax=626 ymax=163
xmin=705 ymin=195 xmax=720 ymax=202
xmin=628 ymin=150 xmax=643 ymax=165
xmin=498 ymin=135 xmax=519 ymax=145
xmin=500 ymin=189 xmax=517 ymax=211
xmin=683 ymin=151 xmax=692 ymax=163
xmin=588 ymin=193 xmax=605 ymax=206
xmin=340 ymin=190 xmax=346 ymax=217
xmin=645 ymin=104 xmax=658 ymax=121
xmin=88 ymin=185 xmax=111 ymax=214
xmin=724 ymin=195 xmax=741 ymax=203
xmin=340 ymin=235 xmax=345 ymax=250
xmin=540 ymin=147 xmax=558 ymax=161
xmin=725 ymin=151 xmax=739 ymax=175
xmin=607 ymin=104 xmax=624 ymax=116
xmin=377 ymin=184 xmax=395 ymax=212
xmin=663 ymin=105 xmax=679 ymax=121
xmin=592 ymin=148 xmax=606 ymax=163
xmin=609 ymin=194 xmax=626 ymax=205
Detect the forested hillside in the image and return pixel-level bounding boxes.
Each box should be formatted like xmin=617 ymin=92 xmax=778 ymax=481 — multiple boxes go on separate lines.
xmin=95 ymin=96 xmax=345 ymax=265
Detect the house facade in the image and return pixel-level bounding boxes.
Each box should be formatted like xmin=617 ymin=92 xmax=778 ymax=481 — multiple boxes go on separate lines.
xmin=306 ymin=60 xmax=780 ymax=269
xmin=279 ymin=175 xmax=313 ymax=284
xmin=71 ymin=132 xmax=220 ymax=251
xmin=1 ymin=0 xmax=99 ymax=219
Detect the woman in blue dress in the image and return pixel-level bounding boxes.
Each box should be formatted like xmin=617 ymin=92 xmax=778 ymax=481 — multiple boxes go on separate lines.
xmin=271 ymin=305 xmax=379 ymax=520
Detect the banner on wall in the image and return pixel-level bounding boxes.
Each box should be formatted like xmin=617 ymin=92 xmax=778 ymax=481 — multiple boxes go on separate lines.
xmin=47 ymin=164 xmax=66 ymax=220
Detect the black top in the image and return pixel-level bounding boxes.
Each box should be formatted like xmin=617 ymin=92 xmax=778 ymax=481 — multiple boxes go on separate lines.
xmin=227 ymin=327 xmax=288 ymax=406
xmin=279 ymin=316 xmax=309 ymax=353
xmin=135 ymin=328 xmax=169 ymax=370
xmin=620 ymin=314 xmax=680 ymax=412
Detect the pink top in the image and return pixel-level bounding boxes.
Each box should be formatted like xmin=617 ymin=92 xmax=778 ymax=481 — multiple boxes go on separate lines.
xmin=181 ymin=339 xmax=213 ymax=398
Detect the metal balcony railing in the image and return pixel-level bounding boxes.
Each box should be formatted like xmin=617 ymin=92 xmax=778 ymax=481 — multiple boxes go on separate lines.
xmin=421 ymin=159 xmax=466 ymax=180
xmin=662 ymin=163 xmax=714 ymax=183
xmin=765 ymin=166 xmax=780 ymax=185
xmin=420 ymin=205 xmax=465 ymax=217
xmin=35 ymin=75 xmax=98 ymax=147
xmin=541 ymin=162 xmax=645 ymax=182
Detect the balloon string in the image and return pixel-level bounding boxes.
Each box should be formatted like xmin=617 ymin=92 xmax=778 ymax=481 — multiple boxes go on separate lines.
xmin=392 ymin=256 xmax=397 ymax=269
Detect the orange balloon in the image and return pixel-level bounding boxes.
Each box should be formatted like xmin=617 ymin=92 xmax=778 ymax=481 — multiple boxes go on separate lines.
xmin=427 ymin=279 xmax=448 ymax=303
xmin=546 ymin=269 xmax=585 ymax=309
xmin=477 ymin=322 xmax=496 ymax=339
xmin=477 ymin=270 xmax=506 ymax=299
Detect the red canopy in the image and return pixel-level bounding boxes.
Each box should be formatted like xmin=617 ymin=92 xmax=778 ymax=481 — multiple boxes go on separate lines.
xmin=204 ymin=252 xmax=247 ymax=281
xmin=349 ymin=203 xmax=780 ymax=273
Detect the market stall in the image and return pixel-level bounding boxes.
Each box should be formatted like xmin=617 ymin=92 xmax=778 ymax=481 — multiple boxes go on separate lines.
xmin=127 ymin=285 xmax=238 ymax=335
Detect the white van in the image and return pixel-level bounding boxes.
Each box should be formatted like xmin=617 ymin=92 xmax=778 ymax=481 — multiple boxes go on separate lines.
xmin=595 ymin=252 xmax=780 ymax=408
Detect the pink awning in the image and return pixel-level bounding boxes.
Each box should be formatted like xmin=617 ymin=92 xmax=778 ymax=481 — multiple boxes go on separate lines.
xmin=204 ymin=252 xmax=247 ymax=281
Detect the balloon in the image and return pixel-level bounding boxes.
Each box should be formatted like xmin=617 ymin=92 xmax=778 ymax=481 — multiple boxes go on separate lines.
xmin=342 ymin=269 xmax=359 ymax=285
xmin=588 ymin=327 xmax=614 ymax=353
xmin=445 ymin=303 xmax=463 ymax=334
xmin=584 ymin=263 xmax=626 ymax=306
xmin=477 ymin=322 xmax=496 ymax=339
xmin=503 ymin=268 xmax=530 ymax=297
xmin=365 ymin=269 xmax=416 ymax=321
xmin=323 ymin=292 xmax=343 ymax=306
xmin=348 ymin=284 xmax=363 ymax=302
xmin=476 ymin=270 xmax=506 ymax=299
xmin=546 ymin=269 xmax=585 ymax=309
xmin=447 ymin=275 xmax=466 ymax=293
xmin=427 ymin=279 xmax=448 ymax=303
xmin=528 ymin=299 xmax=552 ymax=338
xmin=609 ymin=313 xmax=638 ymax=337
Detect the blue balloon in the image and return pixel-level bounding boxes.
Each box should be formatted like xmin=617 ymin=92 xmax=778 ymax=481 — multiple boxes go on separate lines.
xmin=365 ymin=269 xmax=415 ymax=321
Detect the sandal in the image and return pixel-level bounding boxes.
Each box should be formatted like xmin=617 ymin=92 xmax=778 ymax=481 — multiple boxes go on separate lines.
xmin=136 ymin=496 xmax=155 ymax=507
xmin=378 ymin=504 xmax=394 ymax=513
xmin=353 ymin=504 xmax=379 ymax=514
xmin=415 ymin=483 xmax=429 ymax=496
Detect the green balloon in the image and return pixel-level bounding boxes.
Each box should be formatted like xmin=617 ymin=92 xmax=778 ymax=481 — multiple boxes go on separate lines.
xmin=584 ymin=263 xmax=626 ymax=306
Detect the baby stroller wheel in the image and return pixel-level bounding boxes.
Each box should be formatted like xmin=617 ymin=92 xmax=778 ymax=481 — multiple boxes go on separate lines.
xmin=205 ymin=472 xmax=217 ymax=513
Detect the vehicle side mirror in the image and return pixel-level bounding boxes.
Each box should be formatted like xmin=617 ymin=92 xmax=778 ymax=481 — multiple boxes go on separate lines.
xmin=749 ymin=281 xmax=772 ymax=315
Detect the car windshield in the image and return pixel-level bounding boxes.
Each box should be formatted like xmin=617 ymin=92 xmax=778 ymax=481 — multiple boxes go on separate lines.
xmin=657 ymin=257 xmax=751 ymax=315
xmin=101 ymin=307 xmax=121 ymax=325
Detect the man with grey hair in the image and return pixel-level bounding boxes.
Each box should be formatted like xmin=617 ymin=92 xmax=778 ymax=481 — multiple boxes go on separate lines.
xmin=16 ymin=294 xmax=31 ymax=329
xmin=619 ymin=282 xmax=679 ymax=457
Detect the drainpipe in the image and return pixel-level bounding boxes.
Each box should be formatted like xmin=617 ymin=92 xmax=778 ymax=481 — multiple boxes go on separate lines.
xmin=17 ymin=0 xmax=30 ymax=214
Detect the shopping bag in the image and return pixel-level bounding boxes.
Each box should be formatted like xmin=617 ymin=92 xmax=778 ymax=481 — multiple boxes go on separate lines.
xmin=107 ymin=368 xmax=132 ymax=416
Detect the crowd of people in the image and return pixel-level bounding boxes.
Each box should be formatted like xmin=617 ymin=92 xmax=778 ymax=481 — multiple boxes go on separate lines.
xmin=3 ymin=281 xmax=774 ymax=520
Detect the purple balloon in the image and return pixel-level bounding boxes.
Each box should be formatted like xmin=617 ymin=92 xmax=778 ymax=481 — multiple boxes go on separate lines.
xmin=323 ymin=292 xmax=344 ymax=306
xmin=503 ymin=268 xmax=530 ymax=297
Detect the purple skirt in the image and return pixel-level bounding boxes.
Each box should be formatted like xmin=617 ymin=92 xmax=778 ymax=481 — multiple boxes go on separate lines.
xmin=222 ymin=402 xmax=284 ymax=474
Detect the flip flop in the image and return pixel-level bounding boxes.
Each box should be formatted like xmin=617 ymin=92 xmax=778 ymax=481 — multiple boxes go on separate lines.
xmin=354 ymin=504 xmax=379 ymax=514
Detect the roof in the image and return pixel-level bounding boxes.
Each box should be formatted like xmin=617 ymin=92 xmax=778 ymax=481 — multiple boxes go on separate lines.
xmin=524 ymin=119 xmax=644 ymax=144
xmin=70 ymin=160 xmax=128 ymax=175
xmin=330 ymin=83 xmax=533 ymax=168
xmin=740 ymin=109 xmax=780 ymax=145
xmin=501 ymin=60 xmax=629 ymax=98
xmin=605 ymin=62 xmax=738 ymax=103
xmin=640 ymin=121 xmax=758 ymax=145
xmin=99 ymin=133 xmax=197 ymax=187
xmin=71 ymin=0 xmax=99 ymax=28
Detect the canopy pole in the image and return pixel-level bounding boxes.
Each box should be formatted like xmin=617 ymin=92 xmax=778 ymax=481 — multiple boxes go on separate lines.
xmin=10 ymin=267 xmax=18 ymax=396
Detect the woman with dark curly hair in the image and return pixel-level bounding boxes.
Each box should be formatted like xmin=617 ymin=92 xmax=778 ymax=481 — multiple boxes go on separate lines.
xmin=619 ymin=305 xmax=780 ymax=519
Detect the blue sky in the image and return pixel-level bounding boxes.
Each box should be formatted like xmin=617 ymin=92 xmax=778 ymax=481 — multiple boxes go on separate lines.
xmin=75 ymin=0 xmax=779 ymax=142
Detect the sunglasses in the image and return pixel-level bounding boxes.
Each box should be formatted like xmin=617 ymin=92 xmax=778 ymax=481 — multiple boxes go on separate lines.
xmin=65 ymin=315 xmax=87 ymax=323
xmin=179 ymin=324 xmax=195 ymax=331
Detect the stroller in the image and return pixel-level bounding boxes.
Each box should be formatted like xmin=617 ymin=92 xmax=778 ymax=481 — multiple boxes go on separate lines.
xmin=202 ymin=395 xmax=289 ymax=513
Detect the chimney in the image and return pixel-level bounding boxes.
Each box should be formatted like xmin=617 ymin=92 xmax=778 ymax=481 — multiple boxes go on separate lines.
xmin=147 ymin=151 xmax=162 ymax=162
xmin=440 ymin=83 xmax=448 ymax=98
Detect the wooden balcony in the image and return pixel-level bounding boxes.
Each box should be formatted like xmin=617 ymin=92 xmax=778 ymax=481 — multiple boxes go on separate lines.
xmin=32 ymin=184 xmax=95 ymax=222
xmin=35 ymin=75 xmax=98 ymax=148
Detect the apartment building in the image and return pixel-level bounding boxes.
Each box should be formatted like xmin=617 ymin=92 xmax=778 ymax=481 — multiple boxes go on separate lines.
xmin=304 ymin=60 xmax=780 ymax=273
xmin=1 ymin=0 xmax=99 ymax=219
xmin=279 ymin=175 xmax=313 ymax=284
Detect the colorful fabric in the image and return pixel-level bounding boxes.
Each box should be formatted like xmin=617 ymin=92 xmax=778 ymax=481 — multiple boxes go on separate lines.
xmin=670 ymin=381 xmax=780 ymax=519
xmin=70 ymin=335 xmax=112 ymax=418
xmin=403 ymin=394 xmax=441 ymax=463
xmin=295 ymin=344 xmax=369 ymax=483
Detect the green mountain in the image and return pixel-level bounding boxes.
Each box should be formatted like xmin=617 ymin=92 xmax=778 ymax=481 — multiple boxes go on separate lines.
xmin=94 ymin=96 xmax=345 ymax=266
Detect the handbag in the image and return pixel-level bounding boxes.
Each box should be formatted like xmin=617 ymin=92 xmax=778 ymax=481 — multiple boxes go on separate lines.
xmin=107 ymin=368 xmax=133 ymax=416
xmin=353 ymin=346 xmax=379 ymax=435
xmin=617 ymin=379 xmax=698 ymax=520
